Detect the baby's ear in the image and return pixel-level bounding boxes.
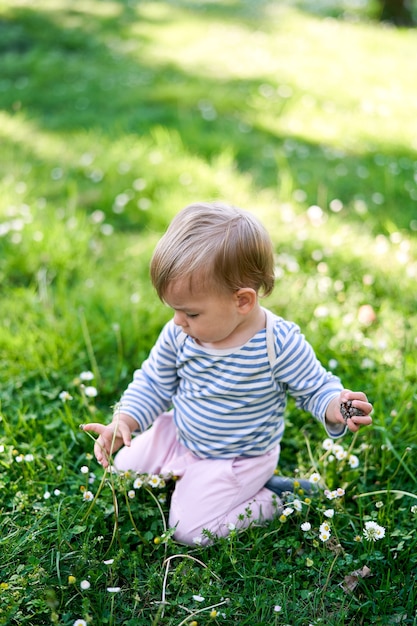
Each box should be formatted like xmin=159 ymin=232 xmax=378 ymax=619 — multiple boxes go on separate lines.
xmin=235 ymin=288 xmax=257 ymax=313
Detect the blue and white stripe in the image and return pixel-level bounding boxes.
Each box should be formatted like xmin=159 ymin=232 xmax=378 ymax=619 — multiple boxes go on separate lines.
xmin=117 ymin=312 xmax=343 ymax=459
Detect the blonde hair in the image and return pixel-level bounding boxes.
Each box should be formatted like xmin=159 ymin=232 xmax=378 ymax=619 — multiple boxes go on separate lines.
xmin=150 ymin=202 xmax=275 ymax=299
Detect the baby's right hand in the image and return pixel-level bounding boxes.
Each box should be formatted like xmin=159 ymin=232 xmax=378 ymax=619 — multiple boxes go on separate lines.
xmin=81 ymin=419 xmax=133 ymax=468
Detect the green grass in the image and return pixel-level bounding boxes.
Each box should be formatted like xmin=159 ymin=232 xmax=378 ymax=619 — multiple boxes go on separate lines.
xmin=0 ymin=0 xmax=416 ymax=624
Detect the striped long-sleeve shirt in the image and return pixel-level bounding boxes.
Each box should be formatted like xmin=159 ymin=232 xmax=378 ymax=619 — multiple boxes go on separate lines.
xmin=116 ymin=310 xmax=344 ymax=459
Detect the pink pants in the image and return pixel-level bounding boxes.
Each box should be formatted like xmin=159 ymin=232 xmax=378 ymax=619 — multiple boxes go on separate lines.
xmin=114 ymin=413 xmax=281 ymax=545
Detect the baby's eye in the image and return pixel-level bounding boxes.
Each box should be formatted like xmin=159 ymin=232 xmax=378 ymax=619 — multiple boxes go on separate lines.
xmin=186 ymin=313 xmax=199 ymax=318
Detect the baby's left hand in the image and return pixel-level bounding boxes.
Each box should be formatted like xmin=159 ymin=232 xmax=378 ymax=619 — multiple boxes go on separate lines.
xmin=327 ymin=390 xmax=373 ymax=433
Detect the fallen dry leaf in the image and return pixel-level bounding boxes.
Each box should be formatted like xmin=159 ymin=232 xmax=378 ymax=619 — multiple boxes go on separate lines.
xmin=341 ymin=565 xmax=372 ymax=593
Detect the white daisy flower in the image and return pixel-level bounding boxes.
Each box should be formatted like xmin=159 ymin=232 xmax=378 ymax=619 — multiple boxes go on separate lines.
xmin=83 ymin=386 xmax=98 ymax=398
xmin=148 ymin=474 xmax=162 ymax=488
xmin=283 ymin=507 xmax=294 ymax=517
xmin=133 ymin=477 xmax=144 ymax=489
xmin=59 ymin=391 xmax=73 ymax=402
xmin=80 ymin=371 xmax=94 ymax=381
xmin=363 ymin=521 xmax=386 ymax=542
xmin=320 ymin=522 xmax=331 ymax=533
xmin=348 ymin=454 xmax=360 ymax=469
xmin=334 ymin=446 xmax=347 ymax=461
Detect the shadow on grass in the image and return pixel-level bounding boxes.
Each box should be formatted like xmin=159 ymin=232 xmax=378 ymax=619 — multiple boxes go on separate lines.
xmin=0 ymin=0 xmax=416 ymax=234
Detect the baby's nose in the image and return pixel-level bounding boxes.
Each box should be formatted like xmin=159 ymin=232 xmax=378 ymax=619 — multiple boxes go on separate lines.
xmin=173 ymin=311 xmax=186 ymax=327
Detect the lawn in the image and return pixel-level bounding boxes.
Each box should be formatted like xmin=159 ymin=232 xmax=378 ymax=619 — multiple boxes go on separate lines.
xmin=0 ymin=0 xmax=416 ymax=624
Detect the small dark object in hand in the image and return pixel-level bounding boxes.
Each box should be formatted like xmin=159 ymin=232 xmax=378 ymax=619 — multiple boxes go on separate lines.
xmin=340 ymin=400 xmax=365 ymax=422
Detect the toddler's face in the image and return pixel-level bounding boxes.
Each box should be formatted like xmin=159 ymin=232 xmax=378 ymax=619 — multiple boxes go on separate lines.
xmin=164 ymin=279 xmax=244 ymax=349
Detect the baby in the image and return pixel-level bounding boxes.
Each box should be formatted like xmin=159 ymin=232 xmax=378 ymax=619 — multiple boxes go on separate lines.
xmin=83 ymin=202 xmax=372 ymax=545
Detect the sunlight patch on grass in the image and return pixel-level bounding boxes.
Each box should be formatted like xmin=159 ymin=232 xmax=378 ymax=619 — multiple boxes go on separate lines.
xmin=135 ymin=3 xmax=417 ymax=149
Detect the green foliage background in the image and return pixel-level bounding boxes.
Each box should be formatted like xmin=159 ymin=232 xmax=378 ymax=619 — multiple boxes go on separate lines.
xmin=0 ymin=1 xmax=416 ymax=625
